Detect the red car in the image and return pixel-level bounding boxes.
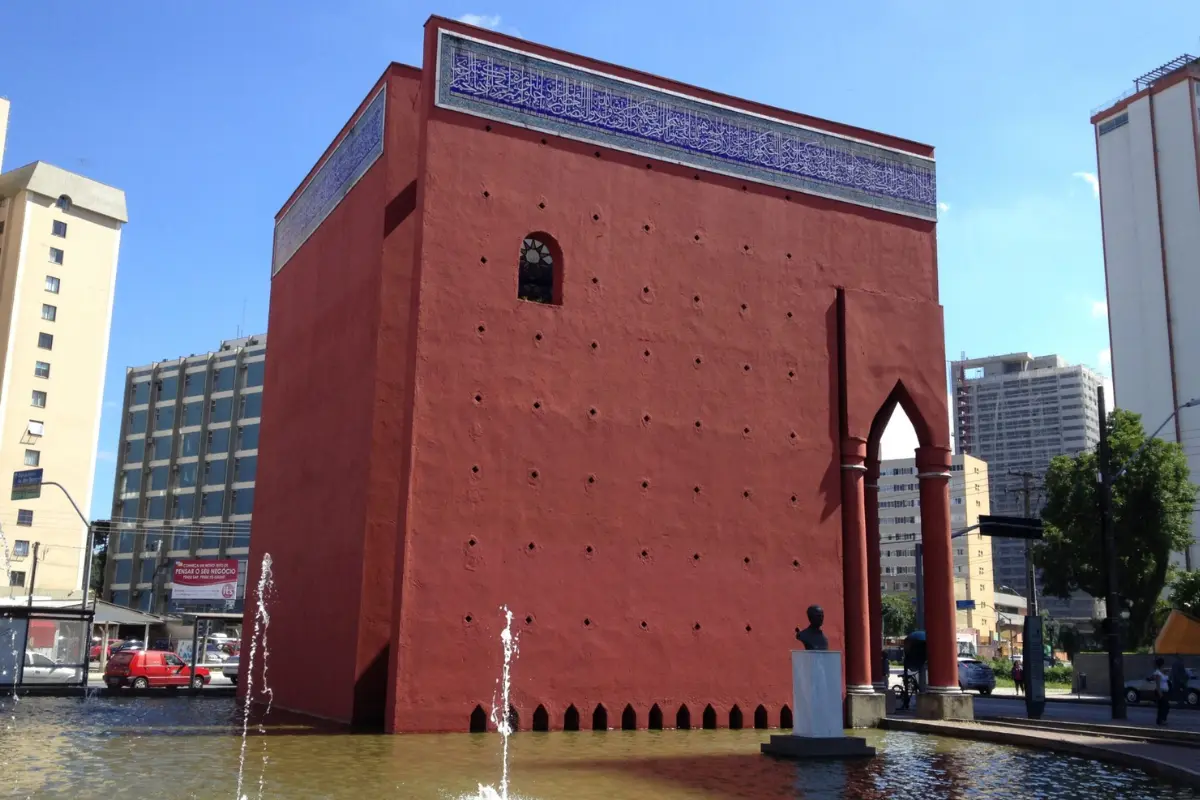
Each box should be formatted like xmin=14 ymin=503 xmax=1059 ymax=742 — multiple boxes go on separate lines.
xmin=104 ymin=650 xmax=211 ymax=690
xmin=88 ymin=639 xmax=122 ymax=662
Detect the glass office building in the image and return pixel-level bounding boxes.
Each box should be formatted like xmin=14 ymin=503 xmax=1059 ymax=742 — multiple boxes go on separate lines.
xmin=103 ymin=335 xmax=265 ymax=613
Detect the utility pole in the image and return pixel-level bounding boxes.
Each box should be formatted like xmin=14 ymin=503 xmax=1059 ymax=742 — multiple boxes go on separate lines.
xmin=1007 ymin=469 xmax=1045 ymax=720
xmin=1006 ymin=471 xmax=1040 ymax=617
xmin=26 ymin=543 xmax=40 ymax=607
xmin=1097 ymin=386 xmax=1126 ymax=719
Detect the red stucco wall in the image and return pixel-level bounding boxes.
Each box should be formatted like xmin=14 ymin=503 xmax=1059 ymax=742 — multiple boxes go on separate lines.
xmin=245 ymin=67 xmax=421 ymax=726
xmin=255 ymin=19 xmax=947 ymax=733
xmin=382 ymin=20 xmax=944 ymax=733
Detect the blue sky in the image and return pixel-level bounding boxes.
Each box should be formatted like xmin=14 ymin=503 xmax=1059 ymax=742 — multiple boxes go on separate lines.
xmin=3 ymin=0 xmax=1197 ymax=517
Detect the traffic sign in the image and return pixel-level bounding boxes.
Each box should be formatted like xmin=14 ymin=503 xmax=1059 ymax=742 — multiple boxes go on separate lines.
xmin=979 ymin=514 xmax=1043 ymax=539
xmin=955 ymin=599 xmax=976 ymax=610
xmin=11 ymin=468 xmax=43 ymax=501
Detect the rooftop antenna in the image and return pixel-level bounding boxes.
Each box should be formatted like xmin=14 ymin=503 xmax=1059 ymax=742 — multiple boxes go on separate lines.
xmin=238 ymin=299 xmax=247 ymax=339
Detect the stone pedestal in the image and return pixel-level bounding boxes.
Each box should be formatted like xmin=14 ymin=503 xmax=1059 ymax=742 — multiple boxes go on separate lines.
xmin=916 ymin=690 xmax=974 ymax=721
xmin=760 ymin=650 xmax=875 ymax=760
xmin=844 ymin=691 xmax=885 ymax=728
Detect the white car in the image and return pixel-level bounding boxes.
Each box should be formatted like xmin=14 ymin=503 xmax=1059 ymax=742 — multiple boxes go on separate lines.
xmin=1125 ymin=668 xmax=1199 ymax=706
xmin=22 ymin=652 xmax=82 ymax=685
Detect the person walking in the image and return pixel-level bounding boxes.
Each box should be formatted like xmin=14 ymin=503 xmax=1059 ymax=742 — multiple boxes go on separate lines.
xmin=1012 ymin=659 xmax=1024 ymax=695
xmin=1170 ymin=655 xmax=1189 ymax=709
xmin=1153 ymin=657 xmax=1171 ymax=726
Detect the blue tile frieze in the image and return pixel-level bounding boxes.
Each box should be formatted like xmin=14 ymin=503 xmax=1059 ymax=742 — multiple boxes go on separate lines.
xmin=435 ymin=32 xmax=935 ymax=220
xmin=273 ymin=88 xmax=386 ymax=276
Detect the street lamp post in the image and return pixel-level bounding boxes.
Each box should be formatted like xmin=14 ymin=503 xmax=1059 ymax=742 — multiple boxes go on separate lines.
xmin=1097 ymin=389 xmax=1199 ymax=721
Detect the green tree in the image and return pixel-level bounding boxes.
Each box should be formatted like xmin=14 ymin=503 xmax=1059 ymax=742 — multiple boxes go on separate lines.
xmin=1168 ymin=569 xmax=1200 ymax=616
xmin=1034 ymin=409 xmax=1195 ymax=647
xmin=881 ymin=594 xmax=916 ymax=638
xmin=1056 ymin=625 xmax=1081 ymax=662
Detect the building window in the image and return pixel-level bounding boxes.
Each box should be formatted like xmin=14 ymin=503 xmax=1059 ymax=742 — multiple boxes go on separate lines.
xmin=154 ymin=406 xmax=175 ymax=431
xmin=232 ymin=488 xmax=255 ymax=515
xmin=244 ymin=361 xmax=265 ymax=388
xmin=210 ymin=397 xmax=232 ymax=423
xmin=45 ymin=275 xmax=60 ymax=293
xmin=16 ymin=510 xmax=33 ymax=526
xmin=517 ymin=234 xmax=561 ymax=305
xmin=205 ymin=458 xmax=227 ymax=486
xmin=207 ymin=427 xmax=230 ymax=453
xmin=31 ymin=390 xmax=47 ymax=408
xmin=234 ymin=456 xmax=257 ymax=482
xmin=49 ymin=247 xmax=64 ymax=265
xmin=177 ymin=462 xmax=198 ymax=488
xmin=128 ymin=409 xmax=147 ymax=434
xmin=212 ymin=367 xmax=235 ymax=392
xmin=179 ymin=431 xmax=201 ymax=458
xmin=130 ymin=381 xmax=150 ymax=405
xmin=237 ymin=424 xmax=259 ymax=451
xmin=34 ymin=361 xmax=50 ymax=378
xmin=9 ymin=571 xmax=26 ymax=588
xmin=24 ymin=449 xmax=40 ymax=467
xmin=56 ymin=195 xmax=72 ymax=211
xmin=155 ymin=375 xmax=178 ymax=402
xmin=41 ymin=304 xmax=57 ymax=322
xmin=152 ymin=436 xmax=172 ymax=460
xmin=37 ymin=332 xmax=53 ymax=350
xmin=52 ymin=220 xmax=67 ymax=237
xmin=239 ymin=392 xmax=262 ymax=419
xmin=124 ymin=438 xmax=145 ymax=463
xmin=184 ymin=371 xmax=206 ymax=397
xmin=201 ymin=491 xmax=224 ymax=517
xmin=12 ymin=540 xmax=29 ymax=557
xmin=182 ymin=402 xmax=203 ymax=427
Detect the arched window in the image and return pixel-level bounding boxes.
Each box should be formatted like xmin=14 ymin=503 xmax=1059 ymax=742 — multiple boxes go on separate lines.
xmin=56 ymin=195 xmax=72 ymax=212
xmin=532 ymin=705 xmax=549 ymax=732
xmin=469 ymin=705 xmax=488 ymax=733
xmin=518 ymin=233 xmax=561 ymax=305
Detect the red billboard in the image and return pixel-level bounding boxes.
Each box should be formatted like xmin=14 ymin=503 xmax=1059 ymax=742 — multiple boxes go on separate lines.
xmin=171 ymin=559 xmax=239 ymax=601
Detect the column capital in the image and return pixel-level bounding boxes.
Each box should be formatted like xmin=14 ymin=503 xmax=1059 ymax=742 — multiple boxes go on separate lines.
xmin=841 ymin=436 xmax=868 ymax=466
xmin=915 ymin=444 xmax=952 ymax=475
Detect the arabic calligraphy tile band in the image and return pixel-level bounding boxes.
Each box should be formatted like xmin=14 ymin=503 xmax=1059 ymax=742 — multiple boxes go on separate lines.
xmin=273 ymin=89 xmax=387 ymax=276
xmin=435 ymin=32 xmax=936 ymax=220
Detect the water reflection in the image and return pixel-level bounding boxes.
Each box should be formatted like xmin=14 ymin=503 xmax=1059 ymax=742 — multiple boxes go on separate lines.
xmin=0 ymin=697 xmax=1194 ymax=800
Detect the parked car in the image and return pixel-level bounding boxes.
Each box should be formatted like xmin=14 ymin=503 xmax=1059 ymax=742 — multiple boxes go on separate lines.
xmin=110 ymin=639 xmax=145 ymax=658
xmin=22 ymin=652 xmax=82 ymax=684
xmin=223 ymin=655 xmax=240 ymax=685
xmin=88 ymin=639 xmax=122 ymax=662
xmin=1124 ymin=668 xmax=1199 ymax=706
xmin=957 ymin=657 xmax=996 ymax=695
xmin=104 ymin=650 xmax=210 ymax=690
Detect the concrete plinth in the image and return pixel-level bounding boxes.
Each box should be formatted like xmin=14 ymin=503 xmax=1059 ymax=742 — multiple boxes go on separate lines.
xmin=844 ymin=691 xmax=886 ymax=728
xmin=761 ymin=734 xmax=875 ymax=759
xmin=916 ymin=691 xmax=974 ymax=721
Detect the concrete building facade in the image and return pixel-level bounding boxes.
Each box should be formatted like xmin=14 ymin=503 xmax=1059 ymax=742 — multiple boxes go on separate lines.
xmin=102 ymin=335 xmax=265 ymax=614
xmin=0 ymin=153 xmax=126 ymax=601
xmin=879 ymin=453 xmax=996 ymax=641
xmin=951 ymin=353 xmax=1104 ymax=623
xmin=1092 ymin=55 xmax=1200 ymax=570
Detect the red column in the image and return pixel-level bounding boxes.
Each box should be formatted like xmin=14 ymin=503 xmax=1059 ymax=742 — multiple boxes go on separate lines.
xmin=916 ymin=445 xmax=958 ymax=692
xmin=840 ymin=437 xmax=873 ymax=694
xmin=865 ymin=458 xmax=884 ymax=691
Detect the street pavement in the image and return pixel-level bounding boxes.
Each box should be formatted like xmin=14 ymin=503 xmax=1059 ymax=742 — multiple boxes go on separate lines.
xmin=970 ymin=694 xmax=1200 ymax=733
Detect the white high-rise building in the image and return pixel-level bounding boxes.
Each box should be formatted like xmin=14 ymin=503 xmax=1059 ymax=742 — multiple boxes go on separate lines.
xmin=951 ymin=353 xmax=1105 ymax=624
xmin=1092 ymin=55 xmax=1200 ymax=570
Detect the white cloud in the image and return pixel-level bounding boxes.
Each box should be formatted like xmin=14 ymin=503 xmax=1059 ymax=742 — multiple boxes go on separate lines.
xmin=97 ymin=450 xmax=116 ymax=463
xmin=937 ymin=202 xmax=950 ymax=215
xmin=1099 ymin=348 xmax=1111 ymax=372
xmin=1073 ymin=171 xmax=1099 ymax=198
xmin=1091 ymin=300 xmax=1108 ymax=319
xmin=458 ymin=13 xmax=502 ymax=29
xmin=103 ymin=400 xmax=119 ymax=410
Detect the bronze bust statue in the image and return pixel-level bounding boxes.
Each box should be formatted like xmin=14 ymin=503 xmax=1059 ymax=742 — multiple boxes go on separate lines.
xmin=796 ymin=605 xmax=829 ymax=651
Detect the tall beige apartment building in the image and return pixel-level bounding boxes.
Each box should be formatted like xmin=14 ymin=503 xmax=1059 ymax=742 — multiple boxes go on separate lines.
xmin=0 ymin=103 xmax=127 ymax=601
xmin=878 ymin=453 xmax=997 ymax=642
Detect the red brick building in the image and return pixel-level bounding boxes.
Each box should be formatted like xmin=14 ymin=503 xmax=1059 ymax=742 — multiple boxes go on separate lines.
xmin=246 ymin=17 xmax=964 ymax=733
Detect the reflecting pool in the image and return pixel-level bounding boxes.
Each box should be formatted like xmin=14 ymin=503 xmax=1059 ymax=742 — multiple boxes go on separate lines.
xmin=0 ymin=697 xmax=1194 ymax=799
